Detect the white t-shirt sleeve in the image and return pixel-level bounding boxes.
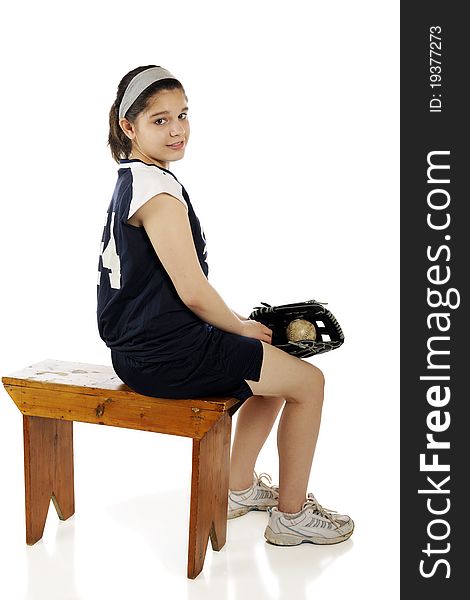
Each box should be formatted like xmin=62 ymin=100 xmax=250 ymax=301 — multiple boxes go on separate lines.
xmin=127 ymin=165 xmax=188 ymax=221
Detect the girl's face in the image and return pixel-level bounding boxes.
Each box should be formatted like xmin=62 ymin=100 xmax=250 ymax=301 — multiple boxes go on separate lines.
xmin=121 ymin=88 xmax=190 ymax=169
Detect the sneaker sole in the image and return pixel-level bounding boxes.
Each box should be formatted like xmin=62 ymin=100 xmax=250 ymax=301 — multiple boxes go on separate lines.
xmin=228 ymin=505 xmax=275 ymax=519
xmin=264 ymin=522 xmax=354 ymax=546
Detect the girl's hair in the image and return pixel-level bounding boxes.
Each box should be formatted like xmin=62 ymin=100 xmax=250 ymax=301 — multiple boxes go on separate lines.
xmin=108 ymin=64 xmax=186 ymax=163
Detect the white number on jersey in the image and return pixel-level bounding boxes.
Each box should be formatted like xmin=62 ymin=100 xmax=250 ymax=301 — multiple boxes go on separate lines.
xmin=97 ymin=210 xmax=121 ymax=289
xmin=200 ymin=223 xmax=208 ymax=267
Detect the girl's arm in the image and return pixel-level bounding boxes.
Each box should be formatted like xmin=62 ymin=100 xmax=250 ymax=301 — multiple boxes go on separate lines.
xmin=231 ymin=309 xmax=249 ymax=321
xmin=132 ymin=192 xmax=270 ymax=340
xmin=135 ymin=193 xmax=245 ymax=335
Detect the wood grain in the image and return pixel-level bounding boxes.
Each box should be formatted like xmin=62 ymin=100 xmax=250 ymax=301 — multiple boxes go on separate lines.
xmin=23 ymin=415 xmax=75 ymax=544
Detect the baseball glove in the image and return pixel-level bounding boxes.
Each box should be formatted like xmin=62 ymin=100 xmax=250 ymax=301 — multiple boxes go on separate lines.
xmin=248 ymin=299 xmax=345 ymax=358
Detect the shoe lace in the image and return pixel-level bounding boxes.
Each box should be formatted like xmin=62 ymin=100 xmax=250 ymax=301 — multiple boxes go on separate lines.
xmin=302 ymin=493 xmax=342 ymax=527
xmin=255 ymin=471 xmax=279 ymax=498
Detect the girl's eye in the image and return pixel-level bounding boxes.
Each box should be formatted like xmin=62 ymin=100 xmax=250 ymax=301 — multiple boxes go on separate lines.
xmin=154 ymin=112 xmax=188 ymax=125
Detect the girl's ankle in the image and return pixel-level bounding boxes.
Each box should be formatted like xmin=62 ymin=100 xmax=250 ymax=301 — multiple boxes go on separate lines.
xmin=278 ymin=503 xmax=303 ymax=515
xmin=229 ymin=482 xmax=253 ymax=493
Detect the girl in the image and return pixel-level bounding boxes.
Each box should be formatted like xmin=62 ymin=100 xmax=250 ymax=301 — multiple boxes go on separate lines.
xmin=97 ymin=64 xmax=354 ymax=546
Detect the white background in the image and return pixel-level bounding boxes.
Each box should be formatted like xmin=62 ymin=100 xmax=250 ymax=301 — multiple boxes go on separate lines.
xmin=0 ymin=1 xmax=399 ymax=598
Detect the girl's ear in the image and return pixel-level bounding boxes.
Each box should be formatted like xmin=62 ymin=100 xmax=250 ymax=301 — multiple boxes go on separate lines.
xmin=119 ymin=118 xmax=135 ymax=141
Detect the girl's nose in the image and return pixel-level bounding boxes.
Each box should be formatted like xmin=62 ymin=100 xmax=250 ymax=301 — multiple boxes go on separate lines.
xmin=170 ymin=122 xmax=185 ymax=136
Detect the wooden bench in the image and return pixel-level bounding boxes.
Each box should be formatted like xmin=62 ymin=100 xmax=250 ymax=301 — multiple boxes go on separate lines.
xmin=2 ymin=358 xmax=243 ymax=579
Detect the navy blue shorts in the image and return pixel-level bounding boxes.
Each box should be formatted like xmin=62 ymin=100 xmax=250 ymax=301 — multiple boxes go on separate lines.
xmin=110 ymin=325 xmax=264 ymax=403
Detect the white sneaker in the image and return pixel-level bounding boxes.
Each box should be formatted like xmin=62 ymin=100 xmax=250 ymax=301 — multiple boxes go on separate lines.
xmin=264 ymin=492 xmax=354 ymax=545
xmin=228 ymin=471 xmax=279 ymax=519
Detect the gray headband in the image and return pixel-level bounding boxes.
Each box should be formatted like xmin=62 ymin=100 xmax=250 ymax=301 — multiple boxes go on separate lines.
xmin=118 ymin=66 xmax=177 ymax=119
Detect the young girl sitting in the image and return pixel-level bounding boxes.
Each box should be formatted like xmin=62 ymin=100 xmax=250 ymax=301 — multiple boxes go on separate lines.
xmin=97 ymin=64 xmax=354 ymax=546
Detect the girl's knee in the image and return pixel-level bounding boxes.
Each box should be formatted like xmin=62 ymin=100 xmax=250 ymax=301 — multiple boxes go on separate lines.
xmin=306 ymin=363 xmax=325 ymax=388
xmin=284 ymin=363 xmax=325 ymax=404
xmin=247 ymin=342 xmax=325 ymax=401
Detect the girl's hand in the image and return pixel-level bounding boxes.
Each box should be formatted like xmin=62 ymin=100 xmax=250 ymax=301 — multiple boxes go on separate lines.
xmin=240 ymin=319 xmax=273 ymax=344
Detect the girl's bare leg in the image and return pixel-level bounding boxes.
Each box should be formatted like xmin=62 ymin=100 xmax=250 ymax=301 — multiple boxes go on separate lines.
xmin=275 ymin=386 xmax=324 ymax=513
xmin=229 ymin=394 xmax=285 ymax=490
xmin=243 ymin=341 xmax=326 ymax=514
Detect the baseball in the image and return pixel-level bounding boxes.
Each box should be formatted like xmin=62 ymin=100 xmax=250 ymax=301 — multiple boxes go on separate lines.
xmin=286 ymin=319 xmax=316 ymax=342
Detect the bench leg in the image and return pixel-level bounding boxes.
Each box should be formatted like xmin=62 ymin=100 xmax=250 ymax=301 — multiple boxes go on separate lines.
xmin=23 ymin=415 xmax=75 ymax=544
xmin=187 ymin=411 xmax=231 ymax=579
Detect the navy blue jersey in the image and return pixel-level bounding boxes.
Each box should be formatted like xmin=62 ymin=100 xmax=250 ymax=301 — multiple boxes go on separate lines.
xmin=97 ymin=158 xmax=211 ymax=362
